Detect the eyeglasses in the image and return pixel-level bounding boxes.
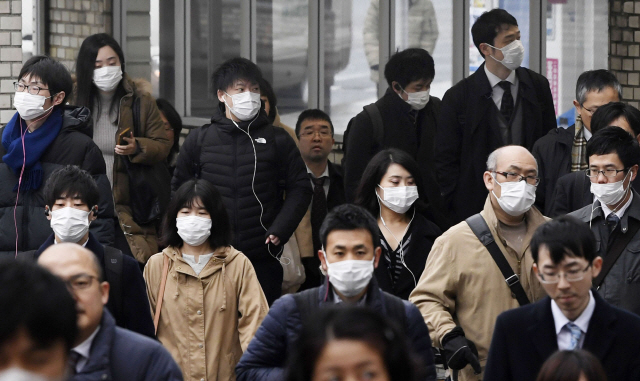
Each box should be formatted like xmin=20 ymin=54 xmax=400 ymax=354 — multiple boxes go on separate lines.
xmin=493 ymin=171 xmax=540 ymax=186
xmin=63 ymin=274 xmax=97 ymax=292
xmin=299 ymin=130 xmax=331 ymax=139
xmin=582 ymin=105 xmax=598 ymax=115
xmin=14 ymin=82 xmax=49 ymax=95
xmin=537 ymin=264 xmax=592 ymax=284
xmin=585 ymin=168 xmax=627 ymax=179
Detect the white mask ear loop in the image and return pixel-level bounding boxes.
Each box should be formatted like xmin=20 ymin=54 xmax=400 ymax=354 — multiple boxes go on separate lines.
xmin=379 ymin=203 xmax=417 ymax=287
xmin=229 ymin=115 xmax=289 ymax=266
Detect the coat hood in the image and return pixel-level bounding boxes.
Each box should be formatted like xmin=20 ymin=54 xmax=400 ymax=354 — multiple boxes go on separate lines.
xmin=60 ymin=105 xmax=92 ymax=136
xmin=162 ymin=244 xmax=242 ymax=276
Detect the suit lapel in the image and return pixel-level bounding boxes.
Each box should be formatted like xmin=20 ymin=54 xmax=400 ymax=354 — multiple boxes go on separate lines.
xmin=528 ymin=298 xmax=559 ymax=360
xmin=583 ymin=292 xmax=616 ymax=359
xmin=468 ymin=64 xmax=495 ymax=137
xmin=516 ymin=68 xmax=540 ymax=146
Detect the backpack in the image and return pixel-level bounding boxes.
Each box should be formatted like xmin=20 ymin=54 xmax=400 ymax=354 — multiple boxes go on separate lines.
xmin=342 ymin=103 xmax=384 ymax=166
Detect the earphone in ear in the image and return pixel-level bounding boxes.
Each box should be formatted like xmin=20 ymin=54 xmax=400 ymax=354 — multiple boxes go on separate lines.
xmin=394 ymin=83 xmax=402 ymax=91
xmin=90 ymin=206 xmax=98 ymax=215
xmin=44 ymin=207 xmax=50 ymax=216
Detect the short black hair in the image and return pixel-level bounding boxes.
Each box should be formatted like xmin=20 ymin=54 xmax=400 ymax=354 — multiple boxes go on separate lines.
xmin=285 ymin=307 xmax=422 ymax=381
xmin=259 ymin=77 xmax=277 ymax=123
xmin=43 ymin=165 xmax=100 ymax=210
xmin=0 ymin=259 xmax=77 ymax=352
xmin=156 ymin=98 xmax=183 ymax=153
xmin=161 ymin=179 xmax=232 ymax=249
xmin=18 ymin=55 xmax=73 ymax=106
xmin=355 ymin=148 xmax=427 ymax=217
xmin=531 ymin=216 xmax=597 ymax=264
xmin=536 ymin=350 xmax=607 ymax=381
xmin=471 ymin=9 xmax=518 ymax=58
xmin=295 ymin=109 xmax=334 ymax=137
xmin=384 ymin=48 xmax=435 ymax=88
xmin=587 ymin=126 xmax=640 ymax=169
xmin=591 ymin=102 xmax=640 ymax=136
xmin=319 ymin=204 xmax=380 ymax=250
xmin=211 ymin=57 xmax=263 ymax=94
xmin=575 ymin=70 xmax=622 ymax=105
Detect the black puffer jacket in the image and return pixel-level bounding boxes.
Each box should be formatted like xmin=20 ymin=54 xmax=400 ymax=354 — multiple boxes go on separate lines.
xmin=0 ymin=106 xmax=115 ymax=257
xmin=172 ymin=104 xmax=312 ymax=261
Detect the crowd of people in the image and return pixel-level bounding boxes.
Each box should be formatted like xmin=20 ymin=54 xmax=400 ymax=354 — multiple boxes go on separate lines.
xmin=2 ymin=7 xmax=640 ymax=381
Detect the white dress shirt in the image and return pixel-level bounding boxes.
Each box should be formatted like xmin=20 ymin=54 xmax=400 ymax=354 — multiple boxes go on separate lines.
xmin=484 ymin=65 xmax=519 ymax=110
xmin=71 ymin=325 xmax=101 ymax=373
xmin=551 ymin=290 xmax=596 ymax=350
xmin=601 ymin=192 xmax=633 ymax=219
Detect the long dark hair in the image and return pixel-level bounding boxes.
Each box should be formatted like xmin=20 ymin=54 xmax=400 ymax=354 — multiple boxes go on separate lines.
xmin=355 ymin=148 xmax=427 ymax=216
xmin=160 ymin=179 xmax=232 ymax=249
xmin=285 ymin=307 xmax=422 ymax=381
xmin=156 ymin=98 xmax=182 ymax=153
xmin=75 ymin=33 xmax=126 ymax=116
xmin=536 ymin=350 xmax=607 ymax=381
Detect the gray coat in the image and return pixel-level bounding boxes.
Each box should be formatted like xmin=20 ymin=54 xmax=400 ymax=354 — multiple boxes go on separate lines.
xmin=570 ymin=190 xmax=640 ymax=316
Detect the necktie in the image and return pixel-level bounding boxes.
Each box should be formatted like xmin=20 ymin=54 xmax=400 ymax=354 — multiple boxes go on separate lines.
xmin=499 ymin=81 xmax=514 ymax=123
xmin=566 ymin=322 xmax=583 ymax=350
xmin=310 ymin=175 xmax=328 ymax=252
xmin=607 ymin=213 xmax=620 ymax=234
xmin=68 ymin=350 xmax=82 ymax=374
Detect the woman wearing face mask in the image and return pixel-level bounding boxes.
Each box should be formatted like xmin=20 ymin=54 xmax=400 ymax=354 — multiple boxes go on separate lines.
xmin=355 ymin=149 xmax=442 ymax=300
xmin=144 ymin=178 xmax=269 ymax=381
xmin=0 ymin=55 xmax=114 ymax=255
xmin=75 ymin=33 xmax=171 ymax=263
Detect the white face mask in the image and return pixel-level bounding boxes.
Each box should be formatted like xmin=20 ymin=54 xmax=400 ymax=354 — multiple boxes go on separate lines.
xmin=398 ymin=87 xmax=430 ymax=110
xmin=376 ymin=185 xmax=419 ymax=214
xmin=0 ymin=368 xmax=55 ymax=381
xmin=491 ymin=175 xmax=537 ymax=216
xmin=223 ymin=91 xmax=261 ymax=121
xmin=50 ymin=207 xmax=91 ymax=243
xmin=488 ymin=40 xmax=525 ymax=71
xmin=176 ymin=216 xmax=212 ymax=246
xmin=590 ymin=171 xmax=631 ymax=207
xmin=93 ymin=66 xmax=123 ymax=92
xmin=14 ymin=92 xmax=54 ymax=121
xmin=324 ymin=252 xmax=375 ymax=298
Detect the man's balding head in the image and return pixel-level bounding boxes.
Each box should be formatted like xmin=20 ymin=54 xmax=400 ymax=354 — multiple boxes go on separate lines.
xmin=486 ymin=145 xmax=537 ymax=173
xmin=38 ymin=243 xmax=109 ymax=346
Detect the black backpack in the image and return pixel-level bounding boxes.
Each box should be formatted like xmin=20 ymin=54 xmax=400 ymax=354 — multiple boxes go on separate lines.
xmin=342 ymin=103 xmax=384 ymax=166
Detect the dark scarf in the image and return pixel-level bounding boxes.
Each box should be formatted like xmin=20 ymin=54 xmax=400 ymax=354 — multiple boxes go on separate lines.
xmin=1 ymin=110 xmax=62 ymax=190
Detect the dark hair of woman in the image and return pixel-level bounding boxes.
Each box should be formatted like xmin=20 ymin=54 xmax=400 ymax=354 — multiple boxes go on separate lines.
xmin=160 ymin=179 xmax=232 ymax=249
xmin=355 ymin=148 xmax=427 ymax=216
xmin=258 ymin=77 xmax=277 ymax=124
xmin=535 ymin=350 xmax=607 ymax=381
xmin=75 ymin=33 xmax=126 ymax=116
xmin=285 ymin=307 xmax=422 ymax=381
xmin=156 ymin=98 xmax=183 ymax=152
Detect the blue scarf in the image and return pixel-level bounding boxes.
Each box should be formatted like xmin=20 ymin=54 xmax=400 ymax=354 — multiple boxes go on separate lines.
xmin=2 ymin=110 xmax=62 ymax=191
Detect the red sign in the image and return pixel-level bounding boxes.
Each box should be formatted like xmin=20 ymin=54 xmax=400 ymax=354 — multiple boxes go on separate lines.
xmin=546 ymin=58 xmax=559 ymax=116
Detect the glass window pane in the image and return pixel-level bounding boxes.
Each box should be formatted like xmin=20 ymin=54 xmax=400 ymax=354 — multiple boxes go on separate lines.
xmin=546 ymin=0 xmax=608 ymax=125
xmin=326 ymin=0 xmax=377 ymax=136
xmin=158 ymin=0 xmax=175 ymax=105
xmin=150 ymin=0 xmax=159 ymax=98
xmin=469 ymin=0 xmax=530 ymax=75
xmin=395 ymin=0 xmax=451 ymax=98
xmin=189 ymin=0 xmax=241 ymax=118
xmin=257 ymin=0 xmax=309 ymax=128
xmin=22 ymin=0 xmax=34 ymax=61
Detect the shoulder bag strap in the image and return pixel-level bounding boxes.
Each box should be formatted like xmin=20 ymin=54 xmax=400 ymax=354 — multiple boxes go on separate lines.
xmin=363 ymin=103 xmax=384 ymax=148
xmin=131 ymin=95 xmax=141 ymax=137
xmin=292 ymin=288 xmax=320 ymax=324
xmin=465 ymin=213 xmax=531 ymax=306
xmin=593 ymin=218 xmax=640 ymax=289
xmin=154 ymin=254 xmax=170 ymax=334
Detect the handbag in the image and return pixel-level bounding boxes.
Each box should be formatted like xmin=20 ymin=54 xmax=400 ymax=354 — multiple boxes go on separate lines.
xmin=123 ymin=95 xmax=172 ymax=225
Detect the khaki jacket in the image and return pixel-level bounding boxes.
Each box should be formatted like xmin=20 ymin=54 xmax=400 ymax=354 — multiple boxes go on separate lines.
xmin=113 ymin=76 xmax=171 ymax=262
xmin=409 ymin=196 xmax=548 ymax=381
xmin=144 ymin=246 xmax=269 ymax=381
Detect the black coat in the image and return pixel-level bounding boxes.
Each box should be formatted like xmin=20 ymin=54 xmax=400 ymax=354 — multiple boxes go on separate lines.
xmin=343 ymin=89 xmax=450 ymax=230
xmin=484 ymin=292 xmax=640 ymax=381
xmin=531 ymin=124 xmax=575 ymax=215
xmin=0 ymin=107 xmax=115 ymax=257
xmin=29 ymin=232 xmax=155 ymax=338
xmin=435 ymin=63 xmax=557 ymax=223
xmin=549 ymin=170 xmax=640 ymax=217
xmin=326 ymin=161 xmax=346 ymax=211
xmin=375 ymin=213 xmax=441 ymax=300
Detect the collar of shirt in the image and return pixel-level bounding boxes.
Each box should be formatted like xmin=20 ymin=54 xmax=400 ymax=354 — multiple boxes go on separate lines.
xmin=307 ymin=164 xmax=329 ymax=178
xmin=307 ymin=164 xmax=330 ymax=197
xmin=331 ymin=289 xmax=367 ymax=306
xmin=54 ymin=237 xmax=89 ymax=248
xmin=484 ymin=65 xmax=519 ymax=110
xmin=71 ymin=325 xmax=101 ymax=370
xmin=182 ymin=253 xmax=214 ymax=276
xmin=582 ymin=126 xmax=593 ymax=141
xmin=551 ymin=290 xmax=595 ymax=336
xmin=601 ymin=191 xmax=633 ymax=219
xmin=484 ymin=64 xmax=517 ymax=88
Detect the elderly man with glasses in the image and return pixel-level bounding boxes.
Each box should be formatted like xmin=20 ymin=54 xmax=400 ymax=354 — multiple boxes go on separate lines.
xmin=410 ymin=145 xmax=548 ymax=381
xmin=484 ymin=215 xmax=640 ymax=381
xmin=568 ymin=126 xmax=640 ymax=317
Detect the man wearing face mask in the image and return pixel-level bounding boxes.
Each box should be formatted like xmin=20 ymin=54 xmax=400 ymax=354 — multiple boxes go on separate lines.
xmin=569 ymin=127 xmax=640 ymax=317
xmin=435 ymin=9 xmax=557 ymax=224
xmin=343 ymin=48 xmax=450 ymax=231
xmin=172 ymin=57 xmax=312 ymax=305
xmin=18 ymin=165 xmax=155 ymax=338
xmin=0 ymin=55 xmax=115 ymax=257
xmin=236 ymin=204 xmax=437 ymax=381
xmin=410 ymin=145 xmax=548 ymax=381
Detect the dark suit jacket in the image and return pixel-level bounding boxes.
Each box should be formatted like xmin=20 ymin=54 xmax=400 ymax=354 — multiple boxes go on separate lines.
xmin=435 ymin=63 xmax=557 ymax=224
xmin=532 ymin=124 xmax=575 ymax=215
xmin=484 ymin=292 xmax=640 ymax=381
xmin=326 ymin=161 xmax=346 ymax=211
xmin=549 ymin=170 xmax=640 ymax=217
